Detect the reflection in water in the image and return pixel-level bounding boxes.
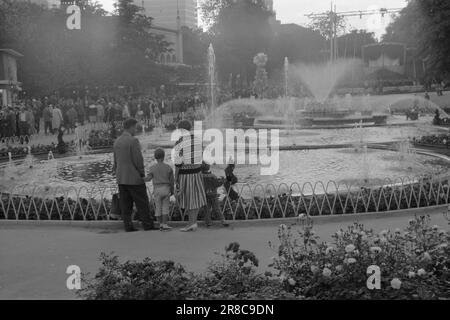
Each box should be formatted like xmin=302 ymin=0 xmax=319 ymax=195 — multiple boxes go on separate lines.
xmin=53 ymin=149 xmax=448 ymax=190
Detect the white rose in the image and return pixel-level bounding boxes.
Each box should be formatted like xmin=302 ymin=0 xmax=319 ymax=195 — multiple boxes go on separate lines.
xmin=288 ymin=278 xmax=296 ymax=286
xmin=345 ymin=244 xmax=356 ymax=253
xmin=322 ymin=267 xmax=332 ymax=277
xmin=310 ymin=265 xmax=319 ymax=274
xmin=347 ymin=258 xmax=357 ymax=264
xmin=423 ymin=252 xmax=432 ymax=261
xmin=335 ymin=265 xmax=343 ymax=272
xmin=417 ymin=268 xmax=426 ymax=276
xmin=370 ymin=246 xmax=382 ymax=254
xmin=391 ymin=278 xmax=402 ymax=290
xmin=408 ymin=271 xmax=415 ymax=278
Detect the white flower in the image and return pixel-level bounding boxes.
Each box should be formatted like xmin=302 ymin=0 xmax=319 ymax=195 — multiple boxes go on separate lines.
xmin=325 ymin=247 xmax=335 ymax=255
xmin=370 ymin=246 xmax=382 ymax=254
xmin=345 ymin=244 xmax=356 ymax=253
xmin=408 ymin=219 xmax=415 ymax=225
xmin=298 ymin=213 xmax=306 ymax=219
xmin=408 ymin=271 xmax=415 ymax=278
xmin=354 ymin=249 xmax=360 ymax=256
xmin=417 ymin=268 xmax=426 ymax=276
xmin=438 ymin=243 xmax=448 ymax=249
xmin=279 ymin=224 xmax=287 ymax=231
xmin=310 ymin=265 xmax=319 ymax=274
xmin=335 ymin=265 xmax=343 ymax=272
xmin=391 ymin=278 xmax=402 ymax=290
xmin=288 ymin=278 xmax=296 ymax=286
xmin=347 ymin=258 xmax=357 ymax=264
xmin=322 ymin=267 xmax=332 ymax=277
xmin=423 ymin=252 xmax=432 ymax=261
xmin=336 ymin=230 xmax=343 ymax=237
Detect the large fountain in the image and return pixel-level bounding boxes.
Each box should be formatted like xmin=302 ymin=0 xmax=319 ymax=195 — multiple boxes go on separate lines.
xmin=1 ymin=54 xmax=449 ymax=199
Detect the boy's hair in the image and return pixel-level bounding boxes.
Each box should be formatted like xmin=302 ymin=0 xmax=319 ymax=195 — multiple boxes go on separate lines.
xmin=154 ymin=148 xmax=165 ymax=160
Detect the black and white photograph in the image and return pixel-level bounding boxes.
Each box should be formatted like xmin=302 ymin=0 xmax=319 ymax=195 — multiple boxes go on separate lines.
xmin=0 ymin=0 xmax=449 ymax=308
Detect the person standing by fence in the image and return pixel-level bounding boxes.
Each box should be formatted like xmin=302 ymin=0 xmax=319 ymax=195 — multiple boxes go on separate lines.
xmin=52 ymin=104 xmax=64 ymax=134
xmin=42 ymin=104 xmax=52 ymax=135
xmin=173 ymin=120 xmax=207 ymax=232
xmin=113 ymin=118 xmax=156 ymax=232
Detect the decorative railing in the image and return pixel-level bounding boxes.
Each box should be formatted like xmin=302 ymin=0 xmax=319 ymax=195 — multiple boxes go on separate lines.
xmin=1 ymin=175 xmax=449 ymax=222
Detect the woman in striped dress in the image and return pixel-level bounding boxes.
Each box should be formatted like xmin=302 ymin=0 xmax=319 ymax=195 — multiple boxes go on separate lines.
xmin=173 ymin=120 xmax=207 ymax=232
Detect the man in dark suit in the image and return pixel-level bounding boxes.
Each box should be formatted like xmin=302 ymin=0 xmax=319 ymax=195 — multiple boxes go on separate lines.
xmin=113 ymin=118 xmax=155 ymax=232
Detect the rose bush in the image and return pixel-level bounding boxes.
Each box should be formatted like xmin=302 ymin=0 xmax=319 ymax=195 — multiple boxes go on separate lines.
xmin=270 ymin=215 xmax=449 ymax=299
xmin=78 ymin=243 xmax=293 ymax=300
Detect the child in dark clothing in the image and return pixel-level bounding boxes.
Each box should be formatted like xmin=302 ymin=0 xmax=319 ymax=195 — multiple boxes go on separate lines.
xmin=224 ymin=163 xmax=239 ymax=201
xmin=201 ymin=163 xmax=229 ymax=227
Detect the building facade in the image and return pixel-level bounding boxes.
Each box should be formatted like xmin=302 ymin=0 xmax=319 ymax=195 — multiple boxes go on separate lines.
xmin=138 ymin=0 xmax=198 ymax=30
xmin=0 ymin=49 xmax=23 ymax=107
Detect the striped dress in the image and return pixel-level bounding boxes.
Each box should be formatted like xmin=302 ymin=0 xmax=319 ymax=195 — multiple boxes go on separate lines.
xmin=174 ymin=134 xmax=207 ymax=210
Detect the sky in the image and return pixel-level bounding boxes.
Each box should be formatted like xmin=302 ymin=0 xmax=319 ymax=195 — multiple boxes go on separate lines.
xmin=96 ymin=0 xmax=408 ymax=38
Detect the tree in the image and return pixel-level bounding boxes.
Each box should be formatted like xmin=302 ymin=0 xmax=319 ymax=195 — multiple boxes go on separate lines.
xmin=308 ymin=11 xmax=347 ymax=40
xmin=0 ymin=0 xmax=171 ymax=96
xmin=337 ymin=30 xmax=377 ymax=59
xmin=200 ymin=0 xmax=274 ymax=85
xmin=384 ymin=0 xmax=450 ymax=78
xmin=182 ymin=27 xmax=210 ymax=66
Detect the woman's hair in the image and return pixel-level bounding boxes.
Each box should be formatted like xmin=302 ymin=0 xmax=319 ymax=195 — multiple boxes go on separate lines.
xmin=177 ymin=119 xmax=192 ymax=131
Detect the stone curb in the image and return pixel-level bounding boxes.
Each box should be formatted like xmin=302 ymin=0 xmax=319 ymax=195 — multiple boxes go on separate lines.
xmin=0 ymin=205 xmax=446 ymax=230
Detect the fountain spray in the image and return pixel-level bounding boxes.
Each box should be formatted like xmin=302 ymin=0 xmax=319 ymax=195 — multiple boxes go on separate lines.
xmin=284 ymin=57 xmax=289 ymax=98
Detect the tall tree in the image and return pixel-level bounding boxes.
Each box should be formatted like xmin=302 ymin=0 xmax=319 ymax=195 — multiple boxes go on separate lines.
xmin=337 ymin=30 xmax=377 ymax=59
xmin=384 ymin=0 xmax=450 ymax=78
xmin=200 ymin=0 xmax=274 ymax=85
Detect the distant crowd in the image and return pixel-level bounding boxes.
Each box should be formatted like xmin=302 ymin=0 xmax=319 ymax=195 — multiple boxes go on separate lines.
xmin=0 ymin=91 xmax=216 ymax=139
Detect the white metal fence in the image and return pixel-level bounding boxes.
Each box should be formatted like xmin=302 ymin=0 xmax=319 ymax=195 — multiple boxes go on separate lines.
xmin=1 ymin=175 xmax=449 ymax=222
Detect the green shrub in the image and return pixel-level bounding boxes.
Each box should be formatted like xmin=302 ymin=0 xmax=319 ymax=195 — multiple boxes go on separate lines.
xmin=78 ymin=244 xmax=293 ymax=300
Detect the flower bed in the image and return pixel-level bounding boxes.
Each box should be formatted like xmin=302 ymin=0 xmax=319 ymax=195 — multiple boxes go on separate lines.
xmin=1 ymin=177 xmax=450 ymax=221
xmin=413 ymin=134 xmax=450 ymax=148
xmin=77 ymin=215 xmax=449 ymax=300
xmin=0 ymin=143 xmax=76 ymax=161
xmin=87 ymin=123 xmax=154 ymax=149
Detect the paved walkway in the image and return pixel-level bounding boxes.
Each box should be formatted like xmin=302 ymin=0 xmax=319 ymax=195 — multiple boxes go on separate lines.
xmin=0 ymin=208 xmax=448 ymax=300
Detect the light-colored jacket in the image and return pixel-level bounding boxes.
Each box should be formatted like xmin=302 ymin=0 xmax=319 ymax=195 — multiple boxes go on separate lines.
xmin=52 ymin=107 xmax=63 ymax=129
xmin=113 ymin=132 xmax=145 ymax=185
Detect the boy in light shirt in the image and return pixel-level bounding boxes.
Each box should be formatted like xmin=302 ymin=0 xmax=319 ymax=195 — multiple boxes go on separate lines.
xmin=145 ymin=148 xmax=174 ymax=231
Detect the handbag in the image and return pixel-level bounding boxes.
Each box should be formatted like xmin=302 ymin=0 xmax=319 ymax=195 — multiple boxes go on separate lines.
xmin=110 ymin=193 xmax=122 ymax=220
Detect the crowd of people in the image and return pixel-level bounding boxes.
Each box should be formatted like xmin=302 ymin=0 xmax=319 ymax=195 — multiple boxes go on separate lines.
xmin=0 ymin=91 xmax=216 ymax=139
